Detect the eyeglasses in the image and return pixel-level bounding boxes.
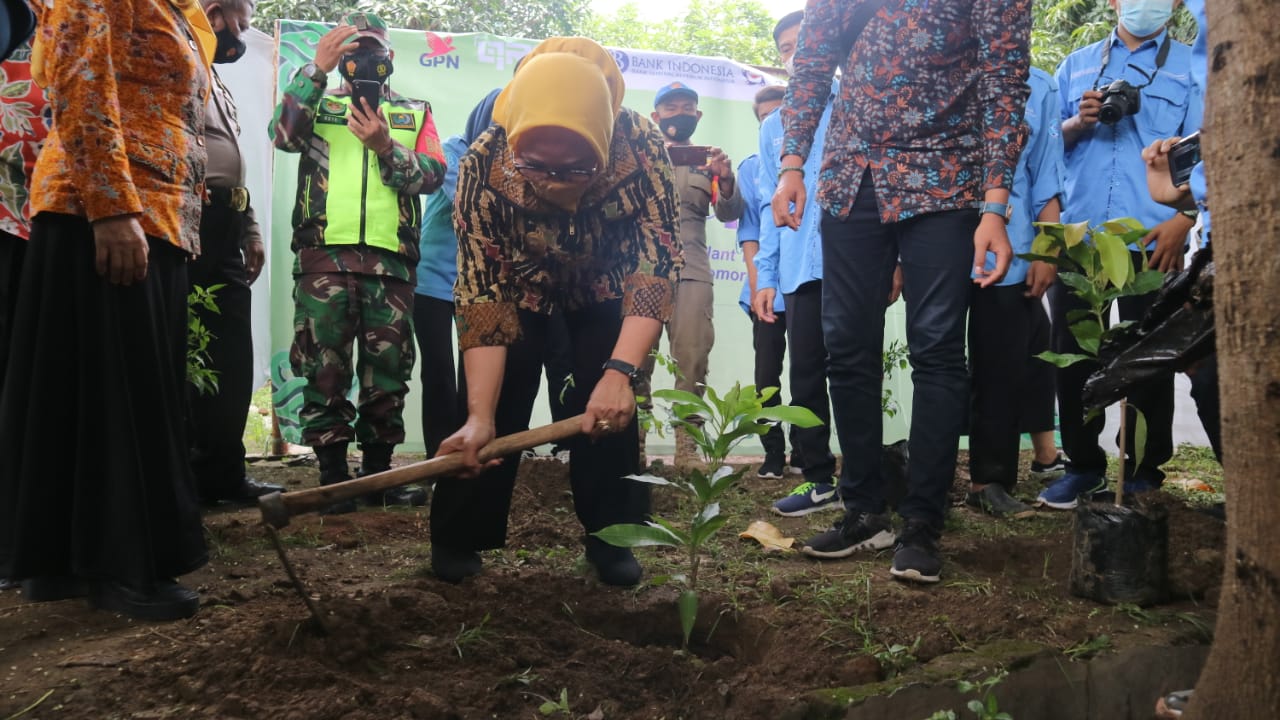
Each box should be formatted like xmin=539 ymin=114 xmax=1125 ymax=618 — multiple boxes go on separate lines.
xmin=513 ymin=162 xmax=598 ymax=184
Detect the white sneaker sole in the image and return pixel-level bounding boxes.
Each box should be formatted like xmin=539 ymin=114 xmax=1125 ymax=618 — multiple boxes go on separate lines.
xmin=889 ymin=566 xmax=941 ymax=584
xmin=757 ymin=470 xmax=784 ymax=480
xmin=1034 ymin=496 xmax=1079 ymax=511
xmin=801 ymin=530 xmax=896 ymax=558
xmin=771 ymin=500 xmax=842 ymax=518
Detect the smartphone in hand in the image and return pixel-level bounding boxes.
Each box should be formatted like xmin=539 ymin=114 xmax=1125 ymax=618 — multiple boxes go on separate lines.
xmin=1168 ymin=131 xmax=1201 ymax=188
xmin=351 ymin=80 xmax=382 ymax=117
xmin=667 ymin=144 xmax=713 ymax=167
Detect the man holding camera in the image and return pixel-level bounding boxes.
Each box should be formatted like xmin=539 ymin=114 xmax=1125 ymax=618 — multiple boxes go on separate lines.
xmin=270 ymin=12 xmax=446 ymax=512
xmin=643 ymin=82 xmax=742 ymax=469
xmin=1038 ymin=0 xmax=1202 ymax=509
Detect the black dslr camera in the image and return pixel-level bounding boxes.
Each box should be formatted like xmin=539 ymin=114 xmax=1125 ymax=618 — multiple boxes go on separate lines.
xmin=1097 ymin=79 xmax=1142 ymax=124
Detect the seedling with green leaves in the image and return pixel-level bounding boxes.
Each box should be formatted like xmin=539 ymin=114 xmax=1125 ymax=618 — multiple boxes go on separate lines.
xmin=594 ymin=382 xmax=821 ymax=649
xmin=187 ymin=284 xmax=224 ymax=395
xmin=926 ymin=670 xmax=1014 ymax=720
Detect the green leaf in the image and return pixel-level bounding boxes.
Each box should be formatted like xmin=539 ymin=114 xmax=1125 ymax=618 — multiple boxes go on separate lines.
xmin=1132 ymin=404 xmax=1148 ymax=471
xmin=1064 ymin=240 xmax=1098 ymax=276
xmin=1035 ymin=350 xmax=1093 ymax=368
xmin=1099 ymin=217 xmax=1145 ymax=234
xmin=1069 ymin=318 xmax=1103 ymax=356
xmin=1094 ymin=230 xmax=1133 ymax=289
xmin=678 ymin=589 xmax=698 ymax=647
xmin=756 ymin=386 xmax=779 ymax=404
xmin=1065 ymin=309 xmax=1092 ymax=324
xmin=749 ymin=405 xmax=823 ymax=428
xmin=1017 ymin=252 xmax=1075 ymax=270
xmin=651 ymin=517 xmax=692 ymax=546
xmin=1128 ymin=269 xmax=1167 ymax=295
xmin=623 ymin=473 xmax=673 ymax=486
xmin=592 ymin=522 xmax=682 ymax=549
xmin=690 ymin=514 xmax=728 ymax=547
xmin=653 ymin=388 xmax=707 ymax=407
xmin=709 ymin=465 xmax=744 ymax=496
xmin=1063 ymin=220 xmax=1090 ymax=248
xmin=967 ymin=699 xmax=985 ymax=714
xmin=686 ymin=467 xmax=712 ymax=500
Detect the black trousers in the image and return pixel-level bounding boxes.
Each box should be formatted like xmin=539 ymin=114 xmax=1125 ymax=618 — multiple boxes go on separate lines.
xmin=0 ymin=214 xmax=206 ymax=588
xmin=784 ymin=281 xmax=836 ymax=480
xmin=430 ymin=300 xmax=647 ymax=551
xmin=1187 ymin=353 xmax=1222 ymax=462
xmin=187 ymin=203 xmax=254 ymax=498
xmin=968 ymin=283 xmax=1056 ymax=490
xmin=0 ymin=229 xmax=26 ymax=387
xmin=822 ymin=171 xmax=975 ymax=529
xmin=544 ymin=308 xmax=573 ymax=424
xmin=1050 ymin=251 xmax=1174 ymax=484
xmin=752 ymin=310 xmax=788 ymax=460
xmin=412 ymin=294 xmax=461 ymax=457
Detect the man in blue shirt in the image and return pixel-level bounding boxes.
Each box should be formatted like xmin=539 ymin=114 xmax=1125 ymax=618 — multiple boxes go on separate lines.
xmin=736 ymin=85 xmax=791 ymax=480
xmin=967 ymin=66 xmax=1066 ymax=518
xmin=1039 ymin=0 xmax=1203 ymax=509
xmin=752 ymin=11 xmax=841 ymax=517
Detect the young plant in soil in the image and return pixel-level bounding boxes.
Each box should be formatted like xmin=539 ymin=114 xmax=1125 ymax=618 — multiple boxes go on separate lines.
xmin=594 ymin=382 xmax=821 ymax=649
xmin=187 ymin=283 xmax=224 ymax=395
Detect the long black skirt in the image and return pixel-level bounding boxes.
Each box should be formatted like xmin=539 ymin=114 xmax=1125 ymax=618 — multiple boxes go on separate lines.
xmin=0 ymin=213 xmax=207 ymax=590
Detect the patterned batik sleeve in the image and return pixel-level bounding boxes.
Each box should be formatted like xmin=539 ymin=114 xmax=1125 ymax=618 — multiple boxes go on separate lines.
xmin=780 ymin=0 xmax=849 ymax=160
xmin=39 ymin=0 xmax=144 ymax=222
xmin=269 ymin=69 xmax=325 ymax=153
xmin=973 ymin=0 xmax=1033 ymax=192
xmin=452 ymin=148 xmax=520 ymax=350
xmin=623 ymin=118 xmax=681 ymax=323
xmin=377 ymin=105 xmax=446 ymax=195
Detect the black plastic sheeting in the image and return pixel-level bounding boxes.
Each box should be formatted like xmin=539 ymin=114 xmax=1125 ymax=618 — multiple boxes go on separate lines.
xmin=1070 ymin=501 xmax=1169 ymax=606
xmin=1083 ymin=247 xmax=1216 ymax=413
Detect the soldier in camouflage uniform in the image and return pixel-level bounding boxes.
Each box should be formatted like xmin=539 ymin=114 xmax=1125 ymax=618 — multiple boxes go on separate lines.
xmin=270 ymin=12 xmax=446 ymax=512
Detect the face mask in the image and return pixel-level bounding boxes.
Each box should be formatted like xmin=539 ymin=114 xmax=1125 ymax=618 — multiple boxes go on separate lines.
xmin=659 ymin=114 xmax=698 ymax=143
xmin=213 ymin=26 xmax=247 ymax=64
xmin=339 ymin=50 xmax=394 ymax=85
xmin=784 ymin=55 xmax=796 ymax=78
xmin=1120 ymin=0 xmax=1174 ymax=38
xmin=532 ymin=180 xmax=588 ymax=213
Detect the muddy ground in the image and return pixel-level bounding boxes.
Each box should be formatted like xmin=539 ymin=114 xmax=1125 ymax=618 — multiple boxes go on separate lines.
xmin=0 ymin=449 xmax=1224 ymax=719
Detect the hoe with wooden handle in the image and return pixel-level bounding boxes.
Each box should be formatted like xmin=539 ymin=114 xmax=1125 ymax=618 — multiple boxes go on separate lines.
xmin=258 ymin=415 xmax=586 ymax=529
xmin=257 ymin=415 xmax=587 ymax=634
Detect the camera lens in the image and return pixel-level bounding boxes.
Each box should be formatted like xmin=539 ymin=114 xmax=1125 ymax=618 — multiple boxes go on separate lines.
xmin=1098 ymin=102 xmax=1123 ymax=124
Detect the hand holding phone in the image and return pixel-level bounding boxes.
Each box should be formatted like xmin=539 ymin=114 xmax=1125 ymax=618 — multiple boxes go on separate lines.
xmin=1168 ymin=131 xmax=1201 ymax=188
xmin=351 ymin=80 xmax=382 ymax=116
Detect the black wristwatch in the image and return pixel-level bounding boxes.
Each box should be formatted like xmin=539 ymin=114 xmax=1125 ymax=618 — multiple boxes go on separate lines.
xmin=602 ymin=358 xmax=642 ymax=389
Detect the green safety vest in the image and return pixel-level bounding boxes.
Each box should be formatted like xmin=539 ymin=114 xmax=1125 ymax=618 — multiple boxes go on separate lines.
xmin=311 ymin=95 xmax=425 ymax=252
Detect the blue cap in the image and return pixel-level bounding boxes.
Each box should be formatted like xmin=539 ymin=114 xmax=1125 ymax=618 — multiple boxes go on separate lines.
xmin=653 ymin=82 xmax=699 ymax=108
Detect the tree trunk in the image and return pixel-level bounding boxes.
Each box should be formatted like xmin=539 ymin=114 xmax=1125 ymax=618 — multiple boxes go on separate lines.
xmin=1185 ymin=1 xmax=1280 ymax=717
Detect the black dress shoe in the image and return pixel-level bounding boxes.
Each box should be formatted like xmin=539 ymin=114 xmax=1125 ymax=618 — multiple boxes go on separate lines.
xmin=21 ymin=575 xmax=89 ymax=602
xmin=0 ymin=577 xmax=18 ymax=591
xmin=584 ymin=537 xmax=642 ymax=587
xmin=431 ymin=545 xmax=482 ymax=583
xmin=89 ymin=579 xmax=199 ymax=621
xmin=364 ymin=485 xmax=428 ymax=507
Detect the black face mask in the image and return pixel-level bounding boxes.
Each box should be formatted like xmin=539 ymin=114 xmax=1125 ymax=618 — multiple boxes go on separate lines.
xmin=339 ymin=50 xmax=394 ymax=85
xmin=213 ymin=26 xmax=246 ymax=64
xmin=659 ymin=114 xmax=698 ymax=143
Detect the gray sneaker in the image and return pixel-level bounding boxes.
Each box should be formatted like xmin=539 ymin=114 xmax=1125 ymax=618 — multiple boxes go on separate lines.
xmin=966 ymin=484 xmax=1035 ymax=519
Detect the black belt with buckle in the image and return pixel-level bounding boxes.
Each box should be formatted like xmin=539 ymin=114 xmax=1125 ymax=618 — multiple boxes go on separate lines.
xmin=208 ymin=185 xmax=250 ymax=213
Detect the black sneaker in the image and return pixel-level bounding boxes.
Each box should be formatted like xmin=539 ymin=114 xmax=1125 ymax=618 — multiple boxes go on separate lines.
xmin=1029 ymin=453 xmax=1067 ymax=483
xmin=757 ymin=454 xmax=785 ymax=479
xmin=965 ymin=484 xmax=1035 ymax=519
xmin=365 ymin=485 xmax=429 ymax=507
xmin=801 ymin=511 xmax=895 ymax=559
xmin=584 ymin=537 xmax=643 ymax=587
xmin=431 ymin=545 xmax=483 ymax=583
xmin=890 ymin=519 xmax=942 ymax=584
xmin=89 ymin=579 xmax=200 ymax=621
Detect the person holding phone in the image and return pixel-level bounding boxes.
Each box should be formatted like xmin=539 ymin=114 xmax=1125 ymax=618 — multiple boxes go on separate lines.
xmin=639 ymin=82 xmax=743 ymax=470
xmin=269 ymin=12 xmax=446 ymax=512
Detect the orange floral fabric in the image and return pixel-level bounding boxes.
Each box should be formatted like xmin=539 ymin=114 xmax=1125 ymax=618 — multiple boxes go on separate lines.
xmin=29 ymin=0 xmax=213 ymax=253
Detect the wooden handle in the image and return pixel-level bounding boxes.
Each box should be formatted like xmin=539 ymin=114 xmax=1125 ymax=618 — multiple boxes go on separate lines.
xmin=260 ymin=415 xmax=586 ymax=526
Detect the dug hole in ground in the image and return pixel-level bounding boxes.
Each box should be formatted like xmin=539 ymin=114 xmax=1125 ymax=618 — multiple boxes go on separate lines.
xmin=0 ymin=446 xmax=1224 ymax=719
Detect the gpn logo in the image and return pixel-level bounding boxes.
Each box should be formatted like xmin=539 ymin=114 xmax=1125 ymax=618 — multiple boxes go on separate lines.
xmin=420 ymin=31 xmax=460 ymax=69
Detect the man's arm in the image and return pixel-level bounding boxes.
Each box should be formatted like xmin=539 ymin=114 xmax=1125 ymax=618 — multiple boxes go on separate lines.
xmin=269 ymin=26 xmax=355 ymax=153
xmin=375 ymin=104 xmax=446 ymax=195
xmin=780 ymin=0 xmax=846 ymax=161
xmin=241 ymin=203 xmax=265 ymax=284
xmin=972 ymin=0 xmax=1032 ymax=195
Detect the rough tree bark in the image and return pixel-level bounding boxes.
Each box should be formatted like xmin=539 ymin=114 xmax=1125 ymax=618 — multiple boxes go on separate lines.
xmin=1185 ymin=0 xmax=1280 ymax=717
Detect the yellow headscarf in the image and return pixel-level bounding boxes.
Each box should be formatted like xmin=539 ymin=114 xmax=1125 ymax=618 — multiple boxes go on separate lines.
xmin=493 ymin=37 xmax=625 ymax=171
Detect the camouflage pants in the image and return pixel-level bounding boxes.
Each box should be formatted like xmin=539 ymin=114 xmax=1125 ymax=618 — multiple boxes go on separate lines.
xmin=291 ymin=272 xmax=415 ymax=448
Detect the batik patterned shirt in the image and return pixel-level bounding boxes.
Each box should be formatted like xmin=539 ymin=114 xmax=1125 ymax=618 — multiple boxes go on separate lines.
xmin=453 ymin=108 xmax=682 ymax=350
xmin=0 ymin=44 xmax=50 ymax=240
xmin=782 ymin=0 xmax=1032 ymax=223
xmin=29 ymin=0 xmax=213 ymax=253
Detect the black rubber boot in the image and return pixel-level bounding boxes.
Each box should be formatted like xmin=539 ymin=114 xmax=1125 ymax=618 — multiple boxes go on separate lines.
xmin=360 ymin=443 xmax=428 ymax=507
xmin=315 ymin=443 xmax=356 ymax=515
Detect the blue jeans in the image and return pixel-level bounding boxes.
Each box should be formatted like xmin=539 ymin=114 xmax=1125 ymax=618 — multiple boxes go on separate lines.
xmin=821 ymin=172 xmax=976 ymax=530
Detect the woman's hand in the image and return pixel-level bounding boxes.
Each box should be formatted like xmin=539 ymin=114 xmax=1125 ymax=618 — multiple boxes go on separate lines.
xmin=583 ymin=371 xmax=635 ymax=439
xmin=436 ymin=415 xmax=501 ymax=477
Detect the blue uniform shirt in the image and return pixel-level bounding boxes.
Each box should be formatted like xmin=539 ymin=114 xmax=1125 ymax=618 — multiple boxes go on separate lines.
xmin=415 ymin=135 xmax=467 ymax=301
xmin=1186 ymin=0 xmax=1209 ymax=234
xmin=1056 ymin=30 xmax=1202 ymax=247
xmin=735 ymin=154 xmax=784 ymax=315
xmin=986 ymin=67 xmax=1066 ymax=286
xmin=754 ymin=98 xmax=832 ymax=296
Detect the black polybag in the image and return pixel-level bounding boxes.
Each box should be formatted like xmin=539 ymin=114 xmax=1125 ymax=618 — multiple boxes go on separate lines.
xmin=1070 ymin=501 xmax=1169 ymax=605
